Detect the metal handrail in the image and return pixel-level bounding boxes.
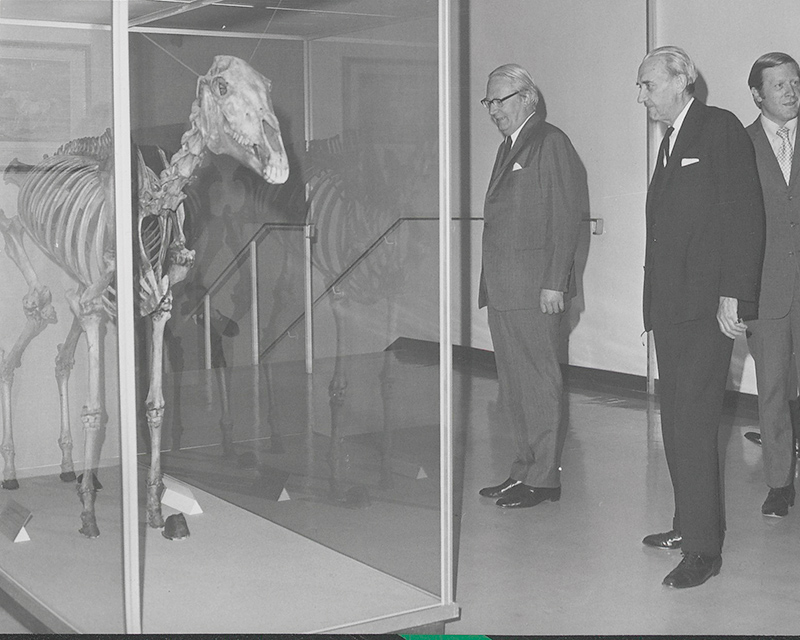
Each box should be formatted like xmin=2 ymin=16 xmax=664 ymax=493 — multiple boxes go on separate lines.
xmin=259 ymin=215 xmax=441 ymax=360
xmin=192 ymin=221 xmax=313 ymax=373
xmin=198 ymin=215 xmax=486 ymax=369
xmin=187 ymin=221 xmax=309 ymax=319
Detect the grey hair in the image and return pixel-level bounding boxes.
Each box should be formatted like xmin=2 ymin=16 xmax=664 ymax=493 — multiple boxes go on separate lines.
xmin=643 ymin=46 xmax=698 ymax=94
xmin=488 ymin=63 xmax=540 ymax=108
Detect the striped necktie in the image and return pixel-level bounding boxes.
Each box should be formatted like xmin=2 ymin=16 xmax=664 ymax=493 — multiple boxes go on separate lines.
xmin=777 ymin=126 xmax=793 ymax=184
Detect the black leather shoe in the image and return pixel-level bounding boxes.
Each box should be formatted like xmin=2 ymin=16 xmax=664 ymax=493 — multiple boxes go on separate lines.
xmin=762 ymin=484 xmax=796 ymax=517
xmin=479 ymin=478 xmax=522 ymax=498
xmin=743 ymin=431 xmax=762 ymax=446
xmin=496 ymin=486 xmax=560 ymax=508
xmin=662 ymin=553 xmax=722 ymax=588
xmin=642 ymin=529 xmax=683 ymax=549
xmin=744 ymin=431 xmax=800 ymax=458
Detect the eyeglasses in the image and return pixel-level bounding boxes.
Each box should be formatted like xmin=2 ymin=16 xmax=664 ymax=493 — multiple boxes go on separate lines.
xmin=480 ymin=91 xmax=519 ymax=110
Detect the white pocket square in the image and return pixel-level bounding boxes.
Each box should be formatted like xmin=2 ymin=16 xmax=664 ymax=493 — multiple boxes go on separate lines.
xmin=681 ymin=157 xmax=700 ymax=166
xmin=512 ymin=162 xmax=523 ymax=171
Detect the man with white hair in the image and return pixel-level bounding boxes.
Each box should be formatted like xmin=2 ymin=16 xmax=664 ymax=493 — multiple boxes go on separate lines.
xmin=637 ymin=46 xmax=764 ymax=588
xmin=477 ymin=63 xmax=588 ymax=509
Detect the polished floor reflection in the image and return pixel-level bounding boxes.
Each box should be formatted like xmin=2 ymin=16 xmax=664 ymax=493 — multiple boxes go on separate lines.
xmin=449 ymin=371 xmax=800 ymax=635
xmin=2 ymin=341 xmax=798 ymax=633
xmin=157 ymin=340 xmax=800 ymax=635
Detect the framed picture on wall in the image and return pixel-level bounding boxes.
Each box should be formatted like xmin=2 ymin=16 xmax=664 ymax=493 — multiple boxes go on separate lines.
xmin=0 ymin=42 xmax=89 ymax=143
xmin=343 ymin=57 xmax=437 ymax=145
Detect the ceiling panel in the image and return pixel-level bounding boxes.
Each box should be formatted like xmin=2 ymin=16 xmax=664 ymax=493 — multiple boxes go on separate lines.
xmin=0 ymin=0 xmax=437 ymax=39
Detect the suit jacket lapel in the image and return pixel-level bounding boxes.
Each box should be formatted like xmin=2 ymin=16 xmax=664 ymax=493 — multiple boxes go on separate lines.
xmin=647 ymin=100 xmax=704 ymax=211
xmin=487 ymin=112 xmax=544 ymax=195
xmin=750 ymin=117 xmax=799 ymax=188
xmin=750 ymin=118 xmax=784 ymax=184
xmin=790 ymin=123 xmax=800 ymax=187
xmin=664 ymin=100 xmax=703 ymax=178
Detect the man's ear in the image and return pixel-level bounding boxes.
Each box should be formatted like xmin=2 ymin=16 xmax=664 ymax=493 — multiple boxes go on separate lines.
xmin=750 ymin=86 xmax=763 ymax=105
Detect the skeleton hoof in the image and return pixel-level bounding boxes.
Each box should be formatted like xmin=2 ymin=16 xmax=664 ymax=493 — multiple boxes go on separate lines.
xmin=77 ymin=472 xmax=103 ymax=490
xmin=79 ymin=522 xmax=100 ymax=538
xmin=2 ymin=479 xmax=19 ymax=490
xmin=60 ymin=471 xmax=77 ymax=483
xmin=148 ymin=509 xmax=165 ymax=529
xmin=162 ymin=513 xmax=190 ymax=540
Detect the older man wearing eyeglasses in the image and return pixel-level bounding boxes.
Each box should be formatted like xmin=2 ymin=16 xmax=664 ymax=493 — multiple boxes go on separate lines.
xmin=478 ymin=63 xmax=589 ymax=509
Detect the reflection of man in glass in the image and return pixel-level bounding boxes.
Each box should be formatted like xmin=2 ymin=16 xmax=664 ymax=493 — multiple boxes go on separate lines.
xmin=477 ymin=64 xmax=588 ymax=509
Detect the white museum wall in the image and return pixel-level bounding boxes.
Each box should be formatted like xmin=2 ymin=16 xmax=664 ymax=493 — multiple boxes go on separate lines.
xmin=0 ymin=23 xmax=121 ymax=476
xmin=468 ymin=0 xmax=650 ymax=376
xmin=652 ymin=0 xmax=800 ymax=394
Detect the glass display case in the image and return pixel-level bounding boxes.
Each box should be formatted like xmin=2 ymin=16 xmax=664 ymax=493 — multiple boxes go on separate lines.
xmin=0 ymin=0 xmax=457 ymax=633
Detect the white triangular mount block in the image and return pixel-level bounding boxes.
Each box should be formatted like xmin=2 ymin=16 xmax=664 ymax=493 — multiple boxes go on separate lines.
xmin=278 ymin=488 xmax=290 ymax=502
xmin=161 ymin=476 xmax=203 ymax=515
xmin=0 ymin=499 xmax=32 ymax=543
xmin=391 ymin=458 xmax=427 ymax=480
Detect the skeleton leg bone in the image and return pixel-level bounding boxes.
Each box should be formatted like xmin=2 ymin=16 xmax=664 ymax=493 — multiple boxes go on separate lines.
xmin=144 ymin=293 xmax=172 ymax=529
xmin=54 ymin=316 xmax=84 ymax=483
xmin=66 ymin=290 xmax=106 ymax=539
xmin=0 ymin=211 xmax=58 ymax=490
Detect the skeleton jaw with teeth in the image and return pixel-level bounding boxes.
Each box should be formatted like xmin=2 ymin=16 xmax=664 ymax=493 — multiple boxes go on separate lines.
xmin=196 ymin=55 xmax=289 ymax=185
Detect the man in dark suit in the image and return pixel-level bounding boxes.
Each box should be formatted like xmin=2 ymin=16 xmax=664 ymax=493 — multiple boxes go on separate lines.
xmin=477 ymin=63 xmax=588 ymax=509
xmin=637 ymin=46 xmax=765 ymax=588
xmin=745 ymin=52 xmax=800 ymax=518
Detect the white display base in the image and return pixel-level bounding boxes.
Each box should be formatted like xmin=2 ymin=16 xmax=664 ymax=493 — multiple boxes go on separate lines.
xmin=0 ymin=499 xmax=32 ymax=544
xmin=0 ymin=472 xmax=456 ymax=633
xmin=391 ymin=458 xmax=427 ymax=480
xmin=161 ymin=475 xmax=203 ymax=515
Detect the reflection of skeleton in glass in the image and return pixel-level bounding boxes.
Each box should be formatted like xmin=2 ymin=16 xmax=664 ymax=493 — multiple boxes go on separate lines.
xmin=300 ymin=136 xmax=430 ymax=499
xmin=0 ymin=55 xmax=288 ymax=538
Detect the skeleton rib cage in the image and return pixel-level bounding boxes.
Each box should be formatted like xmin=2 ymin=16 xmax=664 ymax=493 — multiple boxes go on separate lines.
xmin=11 ymin=132 xmax=177 ymax=321
xmin=13 ymin=133 xmax=119 ymax=317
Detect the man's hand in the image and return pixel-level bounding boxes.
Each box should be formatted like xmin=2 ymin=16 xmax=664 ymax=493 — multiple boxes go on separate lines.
xmin=716 ymin=296 xmax=747 ymax=339
xmin=540 ymin=289 xmax=565 ymax=314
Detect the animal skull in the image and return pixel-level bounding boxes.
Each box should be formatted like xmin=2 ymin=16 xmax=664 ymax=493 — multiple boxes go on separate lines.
xmin=196 ymin=55 xmax=289 ymax=184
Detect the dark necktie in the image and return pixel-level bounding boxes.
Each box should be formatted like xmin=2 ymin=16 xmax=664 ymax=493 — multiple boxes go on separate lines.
xmin=491 ymin=136 xmax=513 ymax=180
xmin=499 ymin=136 xmax=512 ymax=166
xmin=658 ymin=126 xmax=674 ymax=168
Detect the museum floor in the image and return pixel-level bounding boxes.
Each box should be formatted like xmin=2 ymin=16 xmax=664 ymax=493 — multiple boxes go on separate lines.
xmin=0 ymin=342 xmax=799 ymax=634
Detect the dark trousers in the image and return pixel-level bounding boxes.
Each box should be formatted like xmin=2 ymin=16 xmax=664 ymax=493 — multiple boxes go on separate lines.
xmin=488 ymin=305 xmax=565 ymax=487
xmin=651 ymin=312 xmax=732 ymax=556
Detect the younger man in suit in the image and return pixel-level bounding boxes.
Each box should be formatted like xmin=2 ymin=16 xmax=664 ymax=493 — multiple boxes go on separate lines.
xmin=745 ymin=52 xmax=800 ymax=518
xmin=477 ymin=64 xmax=588 ymax=509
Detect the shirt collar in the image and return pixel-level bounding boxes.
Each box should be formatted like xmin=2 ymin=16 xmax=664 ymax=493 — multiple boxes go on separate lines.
xmin=668 ymin=97 xmax=694 ymax=148
xmin=508 ymin=111 xmax=536 ymax=145
xmin=760 ymin=113 xmax=797 ymax=139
